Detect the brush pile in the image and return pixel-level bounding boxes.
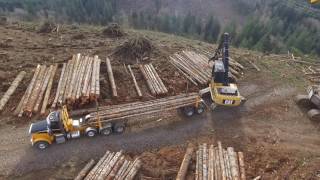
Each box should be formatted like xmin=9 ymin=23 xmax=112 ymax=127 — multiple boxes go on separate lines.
xmin=139 ymin=64 xmax=168 ymax=95
xmin=102 ymin=23 xmax=125 ymax=37
xmin=15 ymin=65 xmax=57 ymax=117
xmin=170 ymin=51 xmax=244 ymax=86
xmin=52 ymin=54 xmax=101 ymax=108
xmin=195 ymin=142 xmax=246 ymax=180
xmin=75 ymin=150 xmax=141 ymax=180
xmin=115 ymin=36 xmax=153 ymax=63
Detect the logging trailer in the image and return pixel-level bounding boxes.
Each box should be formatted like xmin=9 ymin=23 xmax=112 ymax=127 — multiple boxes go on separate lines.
xmin=200 ymin=33 xmax=246 ymax=109
xmin=29 ymin=94 xmax=205 ymax=150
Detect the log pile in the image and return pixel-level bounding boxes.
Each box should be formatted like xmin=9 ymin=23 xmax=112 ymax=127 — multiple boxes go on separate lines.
xmin=0 ymin=71 xmax=26 ymax=111
xmin=15 ymin=65 xmax=57 ymax=117
xmin=302 ymin=66 xmax=320 ymax=83
xmin=76 ymin=150 xmax=141 ymax=180
xmin=52 ymin=54 xmax=101 ymax=108
xmin=170 ymin=51 xmax=244 ymax=86
xmin=195 ymin=142 xmax=246 ymax=180
xmin=88 ymin=93 xmax=200 ymax=123
xmin=139 ymin=64 xmax=168 ymax=95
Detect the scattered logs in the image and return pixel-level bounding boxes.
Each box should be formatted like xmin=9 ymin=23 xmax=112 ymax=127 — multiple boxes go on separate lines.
xmin=139 ymin=63 xmax=167 ymax=95
xmin=128 ymin=65 xmax=142 ymax=97
xmin=15 ymin=65 xmax=57 ymax=117
xmin=170 ymin=51 xmax=244 ymax=86
xmin=0 ymin=71 xmax=26 ymax=111
xmin=195 ymin=142 xmax=246 ymax=180
xmin=77 ymin=150 xmax=141 ymax=180
xmin=106 ymin=58 xmax=117 ymax=97
xmin=87 ymin=93 xmax=200 ymax=123
xmin=52 ymin=54 xmax=101 ymax=108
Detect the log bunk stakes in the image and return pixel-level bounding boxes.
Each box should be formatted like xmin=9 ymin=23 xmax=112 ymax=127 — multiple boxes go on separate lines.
xmin=170 ymin=51 xmax=244 ymax=86
xmin=75 ymin=150 xmax=141 ymax=180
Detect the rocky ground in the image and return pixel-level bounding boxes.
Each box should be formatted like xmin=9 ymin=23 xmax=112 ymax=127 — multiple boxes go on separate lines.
xmin=0 ymin=22 xmax=319 ymax=180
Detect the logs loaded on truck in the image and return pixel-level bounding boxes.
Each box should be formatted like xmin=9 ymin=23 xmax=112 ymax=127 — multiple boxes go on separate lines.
xmin=28 ymin=93 xmax=205 ymax=150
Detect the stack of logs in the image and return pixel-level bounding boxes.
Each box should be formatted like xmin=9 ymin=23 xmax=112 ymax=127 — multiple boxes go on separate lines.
xmin=75 ymin=150 xmax=141 ymax=180
xmin=139 ymin=64 xmax=168 ymax=95
xmin=0 ymin=71 xmax=26 ymax=111
xmin=52 ymin=54 xmax=101 ymax=108
xmin=15 ymin=65 xmax=57 ymax=117
xmin=88 ymin=93 xmax=200 ymax=123
xmin=195 ymin=142 xmax=246 ymax=180
xmin=170 ymin=51 xmax=244 ymax=86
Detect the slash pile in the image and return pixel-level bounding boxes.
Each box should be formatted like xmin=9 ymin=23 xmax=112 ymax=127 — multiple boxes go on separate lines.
xmin=76 ymin=150 xmax=141 ymax=180
xmin=87 ymin=93 xmax=200 ymax=122
xmin=52 ymin=54 xmax=101 ymax=108
xmin=139 ymin=64 xmax=168 ymax=95
xmin=170 ymin=51 xmax=244 ymax=86
xmin=195 ymin=142 xmax=246 ymax=180
xmin=15 ymin=65 xmax=57 ymax=117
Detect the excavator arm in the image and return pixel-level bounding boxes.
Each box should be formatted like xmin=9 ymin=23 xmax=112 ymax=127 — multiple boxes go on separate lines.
xmin=309 ymin=0 xmax=320 ymax=4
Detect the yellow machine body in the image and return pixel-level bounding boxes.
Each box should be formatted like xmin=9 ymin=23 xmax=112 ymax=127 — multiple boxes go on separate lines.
xmin=210 ymin=82 xmax=242 ymax=106
xmin=310 ymin=0 xmax=320 ymax=4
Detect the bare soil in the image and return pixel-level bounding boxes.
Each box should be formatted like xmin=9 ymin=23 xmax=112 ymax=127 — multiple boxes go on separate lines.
xmin=0 ymin=22 xmax=319 ymax=180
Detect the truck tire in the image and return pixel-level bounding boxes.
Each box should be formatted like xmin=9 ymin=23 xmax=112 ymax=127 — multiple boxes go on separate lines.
xmin=113 ymin=123 xmax=125 ymax=134
xmin=100 ymin=127 xmax=112 ymax=136
xmin=183 ymin=106 xmax=195 ymax=117
xmin=86 ymin=130 xmax=97 ymax=137
xmin=196 ymin=103 xmax=206 ymax=114
xmin=34 ymin=141 xmax=49 ymax=150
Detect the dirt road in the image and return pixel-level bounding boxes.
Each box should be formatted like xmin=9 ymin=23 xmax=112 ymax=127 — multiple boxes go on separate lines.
xmin=1 ymin=75 xmax=320 ymax=179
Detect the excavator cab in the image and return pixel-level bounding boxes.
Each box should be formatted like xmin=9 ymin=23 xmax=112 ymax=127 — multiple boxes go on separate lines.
xmin=201 ymin=33 xmax=245 ymax=109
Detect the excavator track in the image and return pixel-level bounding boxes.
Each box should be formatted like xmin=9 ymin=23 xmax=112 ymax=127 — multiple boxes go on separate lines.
xmin=294 ymin=94 xmax=310 ymax=107
xmin=307 ymin=109 xmax=320 ymax=121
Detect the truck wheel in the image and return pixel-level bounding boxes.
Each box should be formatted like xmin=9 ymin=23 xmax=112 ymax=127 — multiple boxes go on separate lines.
xmin=183 ymin=106 xmax=195 ymax=117
xmin=196 ymin=103 xmax=206 ymax=114
xmin=86 ymin=130 xmax=97 ymax=137
xmin=34 ymin=141 xmax=49 ymax=150
xmin=100 ymin=127 xmax=112 ymax=136
xmin=114 ymin=123 xmax=125 ymax=134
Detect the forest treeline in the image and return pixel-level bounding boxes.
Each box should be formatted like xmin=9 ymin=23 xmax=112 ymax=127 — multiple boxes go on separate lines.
xmin=0 ymin=0 xmax=319 ymax=56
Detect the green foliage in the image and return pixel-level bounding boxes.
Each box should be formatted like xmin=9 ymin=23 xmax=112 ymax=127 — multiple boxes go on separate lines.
xmin=203 ymin=15 xmax=220 ymax=43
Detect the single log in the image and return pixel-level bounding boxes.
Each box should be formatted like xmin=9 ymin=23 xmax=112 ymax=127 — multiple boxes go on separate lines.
xmin=96 ymin=151 xmax=123 ymax=180
xmin=95 ymin=58 xmax=101 ymax=97
xmin=124 ymin=158 xmax=142 ymax=180
xmin=227 ymin=147 xmax=240 ymax=180
xmin=90 ymin=56 xmax=97 ymax=97
xmin=74 ymin=159 xmax=96 ymax=180
xmin=224 ymin=150 xmax=232 ymax=180
xmin=85 ymin=151 xmax=110 ymax=180
xmin=52 ymin=63 xmax=66 ymax=108
xmin=208 ymin=145 xmax=214 ymax=180
xmin=176 ymin=146 xmax=194 ymax=180
xmin=198 ymin=145 xmax=203 ymax=180
xmin=34 ymin=66 xmax=52 ymax=112
xmin=139 ymin=64 xmax=156 ymax=95
xmin=195 ymin=150 xmax=199 ymax=180
xmin=116 ymin=161 xmax=132 ymax=180
xmin=238 ymin=152 xmax=246 ymax=180
xmin=41 ymin=65 xmax=57 ymax=115
xmin=83 ymin=57 xmax=93 ymax=98
xmin=0 ymin=71 xmax=26 ymax=111
xmin=215 ymin=148 xmax=221 ymax=180
xmin=128 ymin=65 xmax=142 ymax=97
xmin=248 ymin=61 xmax=260 ymax=72
xmin=106 ymin=57 xmax=117 ymax=97
xmin=202 ymin=144 xmax=208 ymax=180
xmin=218 ymin=142 xmax=227 ymax=180
xmin=106 ymin=156 xmax=125 ymax=180
xmin=17 ymin=65 xmax=41 ymax=116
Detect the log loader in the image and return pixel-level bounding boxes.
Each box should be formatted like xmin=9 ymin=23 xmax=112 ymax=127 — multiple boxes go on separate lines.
xmin=295 ymin=86 xmax=320 ymax=121
xmin=200 ymin=33 xmax=246 ymax=109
